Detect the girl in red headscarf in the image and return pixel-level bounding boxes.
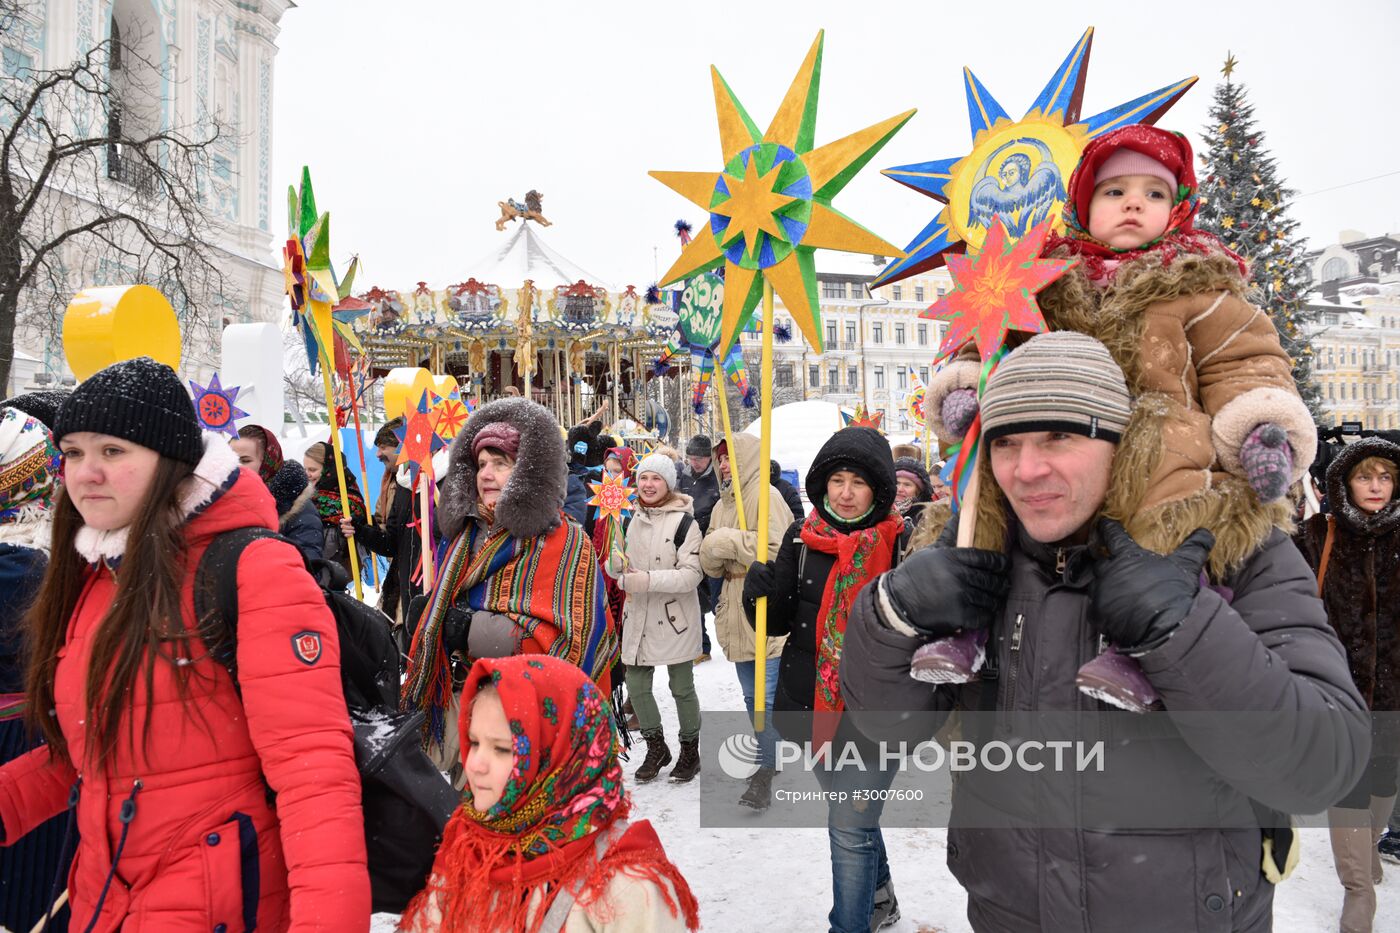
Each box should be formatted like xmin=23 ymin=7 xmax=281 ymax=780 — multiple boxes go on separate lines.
xmin=917 ymin=124 xmax=1317 ymax=712
xmin=399 ymin=654 xmax=700 ymax=933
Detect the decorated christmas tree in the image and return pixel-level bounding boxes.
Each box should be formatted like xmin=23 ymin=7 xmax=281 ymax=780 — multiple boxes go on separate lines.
xmin=1195 ymin=54 xmax=1323 ymax=416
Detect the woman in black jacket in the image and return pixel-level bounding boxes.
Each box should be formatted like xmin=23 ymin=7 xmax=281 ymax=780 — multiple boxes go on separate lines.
xmin=743 ymin=427 xmax=905 ymax=933
xmin=1297 ymin=436 xmax=1400 ymax=933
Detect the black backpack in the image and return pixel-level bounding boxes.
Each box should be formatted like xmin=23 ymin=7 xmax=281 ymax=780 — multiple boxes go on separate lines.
xmin=194 ymin=527 xmax=460 ymax=914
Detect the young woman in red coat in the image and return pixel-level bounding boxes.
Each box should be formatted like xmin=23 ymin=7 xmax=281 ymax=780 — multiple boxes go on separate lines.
xmin=0 ymin=358 xmax=369 ymax=933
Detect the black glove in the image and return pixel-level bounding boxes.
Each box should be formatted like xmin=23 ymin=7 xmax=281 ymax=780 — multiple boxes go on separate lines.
xmin=743 ymin=560 xmax=777 ymax=604
xmin=1090 ymin=519 xmax=1214 ymax=655
xmin=881 ymin=543 xmax=1010 ymax=639
xmin=443 ymin=605 xmax=472 ymax=654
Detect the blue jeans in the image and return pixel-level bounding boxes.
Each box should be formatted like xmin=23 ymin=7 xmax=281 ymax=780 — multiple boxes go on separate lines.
xmin=814 ymin=725 xmax=899 ymax=933
xmin=732 ymin=658 xmax=781 ymax=769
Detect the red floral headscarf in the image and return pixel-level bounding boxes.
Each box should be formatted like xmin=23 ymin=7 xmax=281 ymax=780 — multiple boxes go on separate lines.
xmin=1045 ymin=124 xmax=1246 ymax=283
xmin=237 ymin=424 xmax=284 ymax=483
xmin=604 ymin=445 xmax=637 ymax=478
xmin=400 ymin=655 xmax=698 ymax=933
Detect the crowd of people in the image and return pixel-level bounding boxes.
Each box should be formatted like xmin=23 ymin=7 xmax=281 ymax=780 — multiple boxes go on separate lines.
xmin=0 ymin=120 xmax=1394 ymax=933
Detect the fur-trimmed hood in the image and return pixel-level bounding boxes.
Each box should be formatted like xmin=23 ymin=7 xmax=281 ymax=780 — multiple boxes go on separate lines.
xmin=1325 ymin=436 xmax=1400 ymax=537
xmin=439 ymin=398 xmax=567 ymax=540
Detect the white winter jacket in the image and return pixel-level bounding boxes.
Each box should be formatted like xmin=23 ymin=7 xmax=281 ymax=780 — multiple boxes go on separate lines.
xmin=616 ymin=493 xmax=704 ymax=666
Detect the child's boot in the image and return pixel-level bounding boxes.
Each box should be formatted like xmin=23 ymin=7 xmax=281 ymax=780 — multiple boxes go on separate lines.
xmin=910 ymin=630 xmax=987 ymax=684
xmin=1076 ymin=646 xmax=1162 ymax=713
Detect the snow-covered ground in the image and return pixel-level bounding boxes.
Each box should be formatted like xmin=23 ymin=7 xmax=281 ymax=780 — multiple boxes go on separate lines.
xmin=371 ymin=616 xmax=1397 ymax=932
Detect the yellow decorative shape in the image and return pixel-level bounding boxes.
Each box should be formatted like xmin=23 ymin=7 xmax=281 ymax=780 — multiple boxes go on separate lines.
xmin=431 ymin=374 xmax=458 ymax=398
xmin=710 ymin=156 xmax=798 ymax=258
xmin=63 ymin=284 xmax=181 ymax=381
xmin=383 ymin=367 xmax=433 ymax=421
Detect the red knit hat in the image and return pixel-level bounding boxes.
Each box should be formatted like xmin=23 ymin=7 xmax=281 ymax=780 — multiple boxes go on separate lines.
xmin=1067 ymin=124 xmax=1193 ymax=230
xmin=472 ymin=421 xmax=522 ymax=460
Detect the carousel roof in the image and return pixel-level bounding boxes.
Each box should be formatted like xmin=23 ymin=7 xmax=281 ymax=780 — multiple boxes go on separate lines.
xmin=464 ymin=223 xmax=613 ymax=291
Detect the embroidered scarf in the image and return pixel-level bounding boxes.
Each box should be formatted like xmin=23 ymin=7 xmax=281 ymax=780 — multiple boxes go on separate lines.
xmin=403 ymin=517 xmax=616 ymax=745
xmin=308 ymin=441 xmax=368 ymax=525
xmin=801 ymin=508 xmax=903 ymax=716
xmin=400 ymin=656 xmax=698 ymax=933
xmin=1045 ymin=124 xmax=1247 ymax=285
xmin=0 ymin=408 xmax=59 ymax=529
xmin=239 ymin=425 xmax=284 ymax=483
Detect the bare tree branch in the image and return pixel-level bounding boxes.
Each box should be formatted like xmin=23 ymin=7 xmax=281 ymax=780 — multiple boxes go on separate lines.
xmin=0 ymin=19 xmax=237 ymax=391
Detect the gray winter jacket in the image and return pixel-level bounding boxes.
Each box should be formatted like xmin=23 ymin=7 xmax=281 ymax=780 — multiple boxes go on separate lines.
xmin=841 ymin=525 xmax=1369 ymax=933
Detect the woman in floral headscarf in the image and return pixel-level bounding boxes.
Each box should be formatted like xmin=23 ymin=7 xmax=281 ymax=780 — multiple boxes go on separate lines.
xmin=400 ymin=654 xmax=699 ymax=933
xmin=0 ymin=407 xmax=70 ymax=932
xmin=302 ymin=438 xmax=368 ymax=580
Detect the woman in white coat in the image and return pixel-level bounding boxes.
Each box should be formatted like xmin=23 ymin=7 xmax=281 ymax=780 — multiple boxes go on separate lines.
xmin=607 ymin=453 xmax=704 ymax=784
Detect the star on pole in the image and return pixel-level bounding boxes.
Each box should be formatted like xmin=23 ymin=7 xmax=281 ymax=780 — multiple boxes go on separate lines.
xmin=923 ymin=218 xmax=1077 ymax=363
xmin=650 ymin=31 xmax=915 ymax=354
xmin=1221 ymin=52 xmax=1238 ymax=80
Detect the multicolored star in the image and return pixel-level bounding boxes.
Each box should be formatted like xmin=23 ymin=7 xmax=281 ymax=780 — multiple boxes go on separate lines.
xmin=840 ymin=402 xmax=885 ymax=432
xmin=188 ymin=373 xmax=249 ymax=437
xmin=650 ymin=31 xmax=914 ymax=353
xmin=588 ymin=472 xmax=638 ymax=524
xmin=923 ymin=218 xmax=1077 ymax=363
xmin=873 ymin=27 xmax=1196 ymax=287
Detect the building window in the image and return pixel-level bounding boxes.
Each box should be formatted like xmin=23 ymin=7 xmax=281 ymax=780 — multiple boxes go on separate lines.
xmin=874 ymin=366 xmax=885 ymax=389
xmin=775 ymin=364 xmax=794 ymax=387
xmin=917 ymin=323 xmax=928 ymax=346
xmin=809 ymin=364 xmax=820 ymax=387
xmin=1351 ymin=348 xmax=1358 ymax=366
xmin=821 ymin=281 xmax=847 ymax=300
xmin=915 ymin=286 xmax=925 ymax=302
xmin=828 ymin=367 xmax=839 ymax=387
xmin=1322 ymin=257 xmax=1349 ymax=281
xmin=826 ymin=322 xmax=837 ymax=346
xmin=847 ymin=366 xmax=858 ymax=387
xmin=872 ymin=323 xmax=883 ymax=344
xmin=937 ymin=286 xmax=947 ymax=298
xmin=919 ymin=366 xmax=929 ymax=384
xmin=897 ymin=366 xmax=908 ymax=389
xmin=2 ymin=46 xmax=33 ymax=77
xmin=1328 ymin=383 xmax=1334 ymax=401
xmin=845 ymin=323 xmax=856 ymax=345
xmin=892 ymin=285 xmax=902 ymax=301
xmin=895 ymin=323 xmax=906 ymax=345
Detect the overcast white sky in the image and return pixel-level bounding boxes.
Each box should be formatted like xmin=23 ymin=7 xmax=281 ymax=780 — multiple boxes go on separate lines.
xmin=271 ymin=0 xmax=1400 ymax=290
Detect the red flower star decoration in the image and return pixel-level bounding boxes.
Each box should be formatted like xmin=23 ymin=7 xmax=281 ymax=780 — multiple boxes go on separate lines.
xmin=395 ymin=391 xmax=445 ymax=483
xmin=588 ymin=472 xmax=637 ymax=524
xmin=429 ymin=391 xmax=471 ymax=443
xmin=922 ymin=218 xmax=1077 ymax=363
xmin=841 ymin=402 xmax=884 ymax=432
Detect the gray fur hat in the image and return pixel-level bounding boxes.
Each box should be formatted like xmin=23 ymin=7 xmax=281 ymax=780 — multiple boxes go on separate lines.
xmin=439 ymin=398 xmax=567 ymax=539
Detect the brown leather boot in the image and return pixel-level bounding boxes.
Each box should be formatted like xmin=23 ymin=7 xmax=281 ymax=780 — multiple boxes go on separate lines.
xmin=635 ymin=731 xmax=672 ymax=783
xmin=1330 ymin=807 xmax=1377 ymax=933
xmin=1369 ymin=795 xmax=1396 ymax=885
xmin=669 ymin=738 xmax=701 ymax=783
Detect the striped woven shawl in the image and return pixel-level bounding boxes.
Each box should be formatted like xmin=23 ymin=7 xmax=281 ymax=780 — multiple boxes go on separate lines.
xmin=403 ymin=517 xmax=616 ymax=744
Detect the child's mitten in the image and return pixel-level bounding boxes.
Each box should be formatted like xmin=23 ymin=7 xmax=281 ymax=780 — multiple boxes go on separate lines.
xmin=1239 ymin=423 xmax=1294 ymax=503
xmin=941 ymin=389 xmax=979 ymax=439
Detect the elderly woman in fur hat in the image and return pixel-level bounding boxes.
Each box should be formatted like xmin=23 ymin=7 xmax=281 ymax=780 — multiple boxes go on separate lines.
xmin=403 ymin=398 xmax=620 ymax=759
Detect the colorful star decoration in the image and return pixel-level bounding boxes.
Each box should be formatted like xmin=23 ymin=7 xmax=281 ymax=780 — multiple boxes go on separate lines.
xmin=588 ymin=472 xmax=638 ymax=524
xmin=429 ymin=389 xmax=472 ymax=443
xmin=904 ymin=377 xmax=928 ymax=426
xmin=282 ymin=168 xmax=354 ymax=375
xmin=841 ymin=402 xmax=885 ymax=432
xmin=873 ymin=27 xmax=1196 ymax=287
xmin=188 ymin=373 xmax=249 ymax=437
xmin=395 ymin=391 xmax=446 ymax=484
xmin=923 ymin=218 xmax=1077 ymax=363
xmin=650 ymin=31 xmax=914 ymax=353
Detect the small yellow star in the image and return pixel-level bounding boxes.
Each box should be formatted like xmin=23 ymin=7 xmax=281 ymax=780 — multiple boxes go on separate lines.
xmin=711 ymin=156 xmax=797 ymax=263
xmin=1222 ymin=53 xmax=1238 ymax=79
xmin=1250 ymin=197 xmax=1262 ymax=207
xmin=1222 ymin=216 xmax=1235 ymax=229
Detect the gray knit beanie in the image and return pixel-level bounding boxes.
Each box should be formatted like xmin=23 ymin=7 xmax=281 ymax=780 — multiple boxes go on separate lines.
xmin=980 ymin=333 xmax=1131 ymax=443
xmin=636 ymin=452 xmax=678 ymax=491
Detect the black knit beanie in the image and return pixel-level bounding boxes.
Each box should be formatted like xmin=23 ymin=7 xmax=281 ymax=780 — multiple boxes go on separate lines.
xmin=0 ymin=389 xmax=69 ymax=429
xmin=54 ymin=357 xmax=203 ymax=464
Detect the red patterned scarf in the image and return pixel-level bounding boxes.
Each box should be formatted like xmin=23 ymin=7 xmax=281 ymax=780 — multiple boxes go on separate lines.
xmin=400 ymin=656 xmax=699 ymax=933
xmin=801 ymin=509 xmax=904 ymax=716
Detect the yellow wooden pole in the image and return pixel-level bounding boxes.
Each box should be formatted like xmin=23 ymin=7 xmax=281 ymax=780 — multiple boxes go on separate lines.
xmin=312 ymin=306 xmax=363 ymax=600
xmin=753 ymin=281 xmax=774 ymax=728
xmin=711 ymin=351 xmax=746 ymax=533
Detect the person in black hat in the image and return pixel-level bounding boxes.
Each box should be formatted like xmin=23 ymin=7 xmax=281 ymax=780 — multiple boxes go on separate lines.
xmin=741 ymin=426 xmax=906 ymax=931
xmin=5 ymin=357 xmax=370 ymax=929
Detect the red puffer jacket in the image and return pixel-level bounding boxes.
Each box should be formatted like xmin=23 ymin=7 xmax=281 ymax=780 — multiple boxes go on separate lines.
xmin=0 ymin=439 xmax=369 ymax=932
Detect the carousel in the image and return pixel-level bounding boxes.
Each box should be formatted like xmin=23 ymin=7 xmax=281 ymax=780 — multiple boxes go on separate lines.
xmin=348 ymin=196 xmax=682 ymax=437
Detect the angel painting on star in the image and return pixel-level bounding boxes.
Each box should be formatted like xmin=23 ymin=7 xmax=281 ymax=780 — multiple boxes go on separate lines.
xmin=967 ymin=145 xmax=1065 ymax=238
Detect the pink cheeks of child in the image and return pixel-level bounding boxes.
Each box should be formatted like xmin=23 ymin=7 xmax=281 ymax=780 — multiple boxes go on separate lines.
xmin=1087 ymin=174 xmax=1174 ymax=249
xmin=464 ymin=688 xmax=515 ymax=811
